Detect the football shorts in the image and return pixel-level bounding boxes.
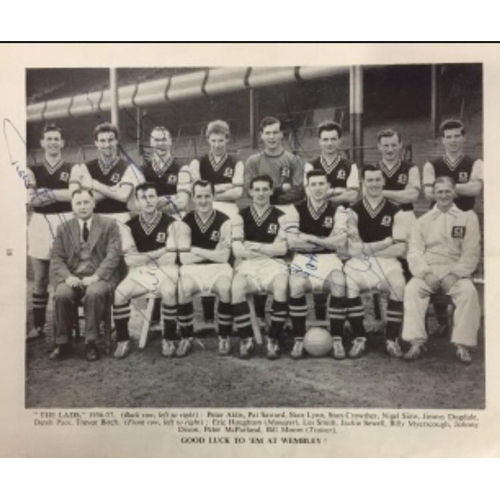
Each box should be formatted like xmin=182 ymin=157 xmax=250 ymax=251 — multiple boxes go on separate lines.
xmin=235 ymin=257 xmax=288 ymax=292
xmin=344 ymin=257 xmax=403 ymax=293
xmin=28 ymin=212 xmax=73 ymax=260
xmin=180 ymin=263 xmax=233 ymax=294
xmin=116 ymin=264 xmax=179 ymax=300
xmin=290 ymin=253 xmax=344 ymax=292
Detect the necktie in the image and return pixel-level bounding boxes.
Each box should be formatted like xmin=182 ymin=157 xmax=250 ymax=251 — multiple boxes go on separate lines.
xmin=83 ymin=222 xmax=89 ymax=242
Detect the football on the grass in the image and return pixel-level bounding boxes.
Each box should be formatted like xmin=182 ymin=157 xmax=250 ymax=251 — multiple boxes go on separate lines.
xmin=304 ymin=327 xmax=332 ymax=357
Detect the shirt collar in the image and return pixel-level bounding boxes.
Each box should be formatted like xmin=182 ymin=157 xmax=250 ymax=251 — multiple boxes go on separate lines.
xmin=97 ymin=152 xmax=120 ymax=175
xmin=430 ymin=203 xmax=460 ymax=218
xmin=78 ymin=217 xmax=93 ymax=231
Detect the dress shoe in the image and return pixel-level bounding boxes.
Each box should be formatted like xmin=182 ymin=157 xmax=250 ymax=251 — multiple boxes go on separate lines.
xmin=456 ymin=345 xmax=472 ymax=364
xmin=403 ymin=343 xmax=426 ymax=361
xmin=84 ymin=342 xmax=101 ymax=362
xmin=49 ymin=344 xmax=71 ymax=361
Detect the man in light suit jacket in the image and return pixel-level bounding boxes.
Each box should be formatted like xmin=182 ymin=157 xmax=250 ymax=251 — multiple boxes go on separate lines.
xmin=50 ymin=188 xmax=121 ymax=361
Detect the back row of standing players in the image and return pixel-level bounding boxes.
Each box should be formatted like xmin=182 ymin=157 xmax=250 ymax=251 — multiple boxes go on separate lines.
xmin=27 ymin=116 xmax=483 ymax=362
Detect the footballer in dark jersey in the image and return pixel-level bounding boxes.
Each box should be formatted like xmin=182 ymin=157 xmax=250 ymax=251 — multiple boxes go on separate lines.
xmin=112 ymin=183 xmax=183 ymax=359
xmin=375 ymin=129 xmax=420 ymax=211
xmin=304 ymin=121 xmax=359 ymax=206
xmin=344 ymin=165 xmax=414 ymax=359
xmin=286 ymin=169 xmax=349 ymax=360
xmin=231 ymin=175 xmax=288 ymax=359
xmin=177 ymin=180 xmax=233 ymax=357
xmin=423 ymin=119 xmax=483 ymax=212
xmin=27 ymin=124 xmax=77 ymax=341
xmin=71 ymin=122 xmax=142 ymax=225
xmin=189 ymin=120 xmax=243 ymax=221
xmin=142 ymin=126 xmax=191 ymax=219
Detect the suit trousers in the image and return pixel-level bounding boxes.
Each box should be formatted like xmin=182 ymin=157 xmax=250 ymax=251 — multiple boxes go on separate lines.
xmin=54 ymin=281 xmax=112 ymax=344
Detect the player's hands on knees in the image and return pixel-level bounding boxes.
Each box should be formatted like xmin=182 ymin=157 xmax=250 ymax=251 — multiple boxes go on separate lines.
xmin=66 ymin=276 xmax=83 ymax=288
xmin=440 ymin=273 xmax=459 ymax=293
xmin=424 ymin=271 xmax=441 ymax=292
xmin=81 ymin=275 xmax=100 ymax=287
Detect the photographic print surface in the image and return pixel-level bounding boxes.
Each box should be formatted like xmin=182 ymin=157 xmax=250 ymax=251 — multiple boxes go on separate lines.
xmin=23 ymin=63 xmax=484 ymax=410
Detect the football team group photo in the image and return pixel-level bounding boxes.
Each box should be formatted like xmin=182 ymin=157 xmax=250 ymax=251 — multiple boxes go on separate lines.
xmin=24 ymin=64 xmax=485 ymax=408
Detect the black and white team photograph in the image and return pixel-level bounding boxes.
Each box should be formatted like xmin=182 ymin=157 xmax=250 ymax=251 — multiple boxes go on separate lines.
xmin=23 ymin=63 xmax=484 ymax=409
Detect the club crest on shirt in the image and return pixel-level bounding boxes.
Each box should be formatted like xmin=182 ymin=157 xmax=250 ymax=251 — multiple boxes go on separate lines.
xmin=281 ymin=167 xmax=290 ymax=178
xmin=156 ymin=232 xmax=166 ymax=243
xmin=458 ymin=172 xmax=469 ymax=182
xmin=267 ymin=223 xmax=278 ymax=234
xmin=110 ymin=173 xmax=121 ymax=183
xmin=210 ymin=230 xmax=220 ymax=242
xmin=322 ymin=217 xmax=333 ymax=228
xmin=337 ymin=169 xmax=346 ymax=180
xmin=59 ymin=172 xmax=70 ymax=182
xmin=223 ymin=167 xmax=233 ymax=178
xmin=381 ymin=215 xmax=392 ymax=227
xmin=167 ymin=174 xmax=177 ymax=185
xmin=397 ymin=174 xmax=407 ymax=184
xmin=452 ymin=226 xmax=466 ymax=239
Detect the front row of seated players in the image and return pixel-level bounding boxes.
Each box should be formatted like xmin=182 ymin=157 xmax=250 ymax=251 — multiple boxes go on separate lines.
xmin=48 ymin=175 xmax=481 ymax=364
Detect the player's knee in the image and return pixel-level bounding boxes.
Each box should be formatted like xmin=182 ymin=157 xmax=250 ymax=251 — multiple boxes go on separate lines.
xmin=289 ymin=276 xmax=307 ymax=297
xmin=33 ymin=279 xmax=48 ymax=295
xmin=178 ymin=277 xmax=194 ymax=302
xmin=114 ymin=283 xmax=132 ymax=305
xmin=271 ymin=274 xmax=288 ymax=300
xmin=231 ymin=274 xmax=248 ymax=303
xmin=345 ymin=276 xmax=361 ymax=298
xmin=214 ymin=276 xmax=232 ymax=302
xmin=388 ymin=273 xmax=406 ymax=299
xmin=327 ymin=269 xmax=345 ymax=295
xmin=159 ymin=278 xmax=177 ymax=302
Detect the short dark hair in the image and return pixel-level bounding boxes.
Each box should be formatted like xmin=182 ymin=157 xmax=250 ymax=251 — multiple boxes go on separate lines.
xmin=42 ymin=123 xmax=63 ymax=139
xmin=193 ymin=179 xmax=215 ymax=196
xmin=71 ymin=188 xmax=94 ymax=199
xmin=250 ymin=174 xmax=274 ymax=190
xmin=260 ymin=116 xmax=281 ymax=132
xmin=377 ymin=128 xmax=402 ymax=143
xmin=434 ymin=176 xmax=456 ymax=188
xmin=306 ymin=169 xmax=328 ymax=182
xmin=317 ymin=120 xmax=342 ymax=139
xmin=361 ymin=164 xmax=384 ymax=179
xmin=135 ymin=182 xmax=158 ymax=198
xmin=440 ymin=119 xmax=466 ymax=136
xmin=94 ymin=122 xmax=119 ymax=141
